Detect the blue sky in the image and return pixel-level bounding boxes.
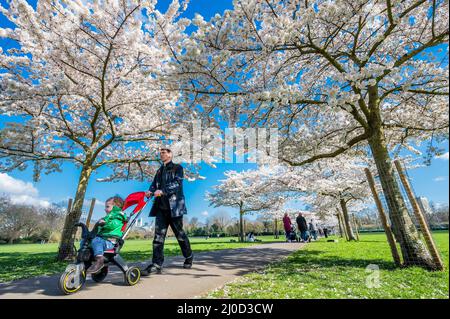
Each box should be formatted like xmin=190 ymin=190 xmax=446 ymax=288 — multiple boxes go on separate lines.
xmin=0 ymin=0 xmax=448 ymax=224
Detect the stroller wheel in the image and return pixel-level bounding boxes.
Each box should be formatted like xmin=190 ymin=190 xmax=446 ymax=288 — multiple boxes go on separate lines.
xmin=124 ymin=266 xmax=141 ymax=286
xmin=91 ymin=266 xmax=108 ymax=283
xmin=58 ymin=265 xmax=86 ymax=295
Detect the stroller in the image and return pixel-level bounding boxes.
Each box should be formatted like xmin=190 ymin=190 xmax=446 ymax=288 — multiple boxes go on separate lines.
xmin=58 ymin=192 xmax=150 ymax=295
xmin=287 ymin=225 xmax=299 ymax=242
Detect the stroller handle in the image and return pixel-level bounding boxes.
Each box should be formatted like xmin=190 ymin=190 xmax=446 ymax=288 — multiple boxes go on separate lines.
xmin=73 ymin=222 xmax=91 ymax=240
xmin=120 ymin=197 xmax=151 ymax=241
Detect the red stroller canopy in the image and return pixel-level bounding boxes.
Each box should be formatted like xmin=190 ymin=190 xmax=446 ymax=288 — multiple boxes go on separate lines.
xmin=122 ymin=191 xmax=147 ymax=214
xmin=120 ymin=192 xmax=148 ymax=233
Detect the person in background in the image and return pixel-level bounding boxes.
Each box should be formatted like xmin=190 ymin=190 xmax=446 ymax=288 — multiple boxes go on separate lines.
xmin=309 ymin=220 xmax=318 ymax=241
xmin=323 ymin=227 xmax=329 ymax=238
xmin=318 ymin=227 xmax=324 ymax=237
xmin=296 ymin=212 xmax=308 ymax=242
xmin=283 ymin=213 xmax=293 ymax=242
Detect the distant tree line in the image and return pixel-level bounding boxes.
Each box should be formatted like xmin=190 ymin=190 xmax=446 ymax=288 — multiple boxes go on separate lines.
xmin=0 ymin=195 xmax=65 ymax=244
xmin=182 ymin=211 xmax=276 ymax=238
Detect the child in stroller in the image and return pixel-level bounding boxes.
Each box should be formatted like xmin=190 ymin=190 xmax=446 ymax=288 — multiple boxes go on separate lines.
xmin=83 ymin=195 xmax=126 ymax=274
xmin=58 ymin=192 xmax=149 ymax=295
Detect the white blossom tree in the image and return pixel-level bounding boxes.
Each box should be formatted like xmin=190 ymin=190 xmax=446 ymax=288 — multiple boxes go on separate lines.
xmin=178 ymin=0 xmax=449 ymax=269
xmin=0 ymin=0 xmax=194 ymax=259
xmin=206 ymin=169 xmax=286 ymax=242
xmin=239 ymin=155 xmax=371 ymax=240
xmin=300 ymin=157 xmax=372 ymax=241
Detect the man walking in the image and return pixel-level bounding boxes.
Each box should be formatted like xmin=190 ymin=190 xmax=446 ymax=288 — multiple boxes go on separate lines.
xmin=142 ymin=147 xmax=193 ymax=275
xmin=309 ymin=220 xmax=318 ymax=241
xmin=296 ymin=212 xmax=308 ymax=242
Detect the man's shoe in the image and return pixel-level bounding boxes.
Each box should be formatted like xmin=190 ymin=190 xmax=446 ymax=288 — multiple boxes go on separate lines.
xmin=141 ymin=263 xmax=162 ymax=276
xmin=87 ymin=255 xmax=104 ymax=274
xmin=183 ymin=254 xmax=193 ymax=269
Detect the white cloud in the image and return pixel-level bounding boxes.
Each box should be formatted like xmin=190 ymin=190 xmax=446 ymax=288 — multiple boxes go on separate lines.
xmin=434 ymin=202 xmax=449 ymax=209
xmin=433 ymin=176 xmax=447 ymax=182
xmin=9 ymin=194 xmax=51 ymax=208
xmin=0 ymin=173 xmax=38 ymax=196
xmin=84 ymin=199 xmax=105 ymax=207
xmin=201 ymin=210 xmax=209 ymax=217
xmin=435 ymin=152 xmax=449 ymax=160
xmin=0 ymin=173 xmax=50 ymax=207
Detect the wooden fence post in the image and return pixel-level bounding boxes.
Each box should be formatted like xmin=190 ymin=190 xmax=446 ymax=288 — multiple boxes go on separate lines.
xmin=365 ymin=168 xmax=402 ymax=267
xmin=336 ymin=213 xmax=343 ymax=238
xmin=337 ymin=211 xmax=349 ymax=241
xmin=341 ymin=212 xmax=349 ymax=241
xmin=86 ymin=198 xmax=96 ymax=229
xmin=394 ymin=160 xmax=444 ymax=270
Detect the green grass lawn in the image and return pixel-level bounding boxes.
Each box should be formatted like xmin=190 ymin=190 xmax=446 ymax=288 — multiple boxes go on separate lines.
xmin=0 ymin=235 xmax=283 ymax=283
xmin=208 ymin=231 xmax=449 ymax=299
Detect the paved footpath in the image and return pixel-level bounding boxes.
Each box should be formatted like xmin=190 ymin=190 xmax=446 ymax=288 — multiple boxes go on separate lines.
xmin=0 ymin=242 xmax=303 ymax=299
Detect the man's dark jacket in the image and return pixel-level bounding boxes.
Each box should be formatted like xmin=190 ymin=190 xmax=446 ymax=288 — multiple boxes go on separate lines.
xmin=296 ymin=215 xmax=308 ymax=232
xmin=148 ymin=161 xmax=187 ymax=218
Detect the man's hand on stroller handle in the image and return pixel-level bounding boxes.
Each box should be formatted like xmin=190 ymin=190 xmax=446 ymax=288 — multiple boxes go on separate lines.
xmin=145 ymin=190 xmax=163 ymax=198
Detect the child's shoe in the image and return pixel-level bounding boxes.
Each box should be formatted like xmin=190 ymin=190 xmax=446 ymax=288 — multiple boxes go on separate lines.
xmin=87 ymin=255 xmax=105 ymax=274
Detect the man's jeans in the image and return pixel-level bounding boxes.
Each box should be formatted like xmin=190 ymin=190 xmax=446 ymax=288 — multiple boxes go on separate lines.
xmin=152 ymin=208 xmax=192 ymax=266
xmin=300 ymin=231 xmax=310 ymax=241
xmin=80 ymin=236 xmax=115 ymax=256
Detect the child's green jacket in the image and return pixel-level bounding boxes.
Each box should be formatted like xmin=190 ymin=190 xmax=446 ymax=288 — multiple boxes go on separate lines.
xmin=98 ymin=206 xmax=127 ymax=238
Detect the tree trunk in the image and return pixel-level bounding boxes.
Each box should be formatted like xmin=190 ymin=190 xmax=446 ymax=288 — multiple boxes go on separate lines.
xmin=368 ymin=129 xmax=435 ymax=269
xmin=8 ymin=229 xmax=20 ymax=244
xmin=57 ymin=165 xmax=93 ymax=261
xmin=239 ymin=210 xmax=244 ymax=242
xmin=340 ymin=199 xmax=357 ymax=241
xmin=338 ymin=211 xmax=349 ymax=240
xmin=274 ymin=218 xmax=279 ymax=239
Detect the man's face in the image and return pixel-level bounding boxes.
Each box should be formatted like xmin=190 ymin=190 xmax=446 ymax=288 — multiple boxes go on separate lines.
xmin=160 ymin=149 xmax=172 ymax=162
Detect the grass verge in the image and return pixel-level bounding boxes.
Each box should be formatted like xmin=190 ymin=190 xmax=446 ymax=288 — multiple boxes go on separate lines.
xmin=208 ymin=231 xmax=449 ymax=299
